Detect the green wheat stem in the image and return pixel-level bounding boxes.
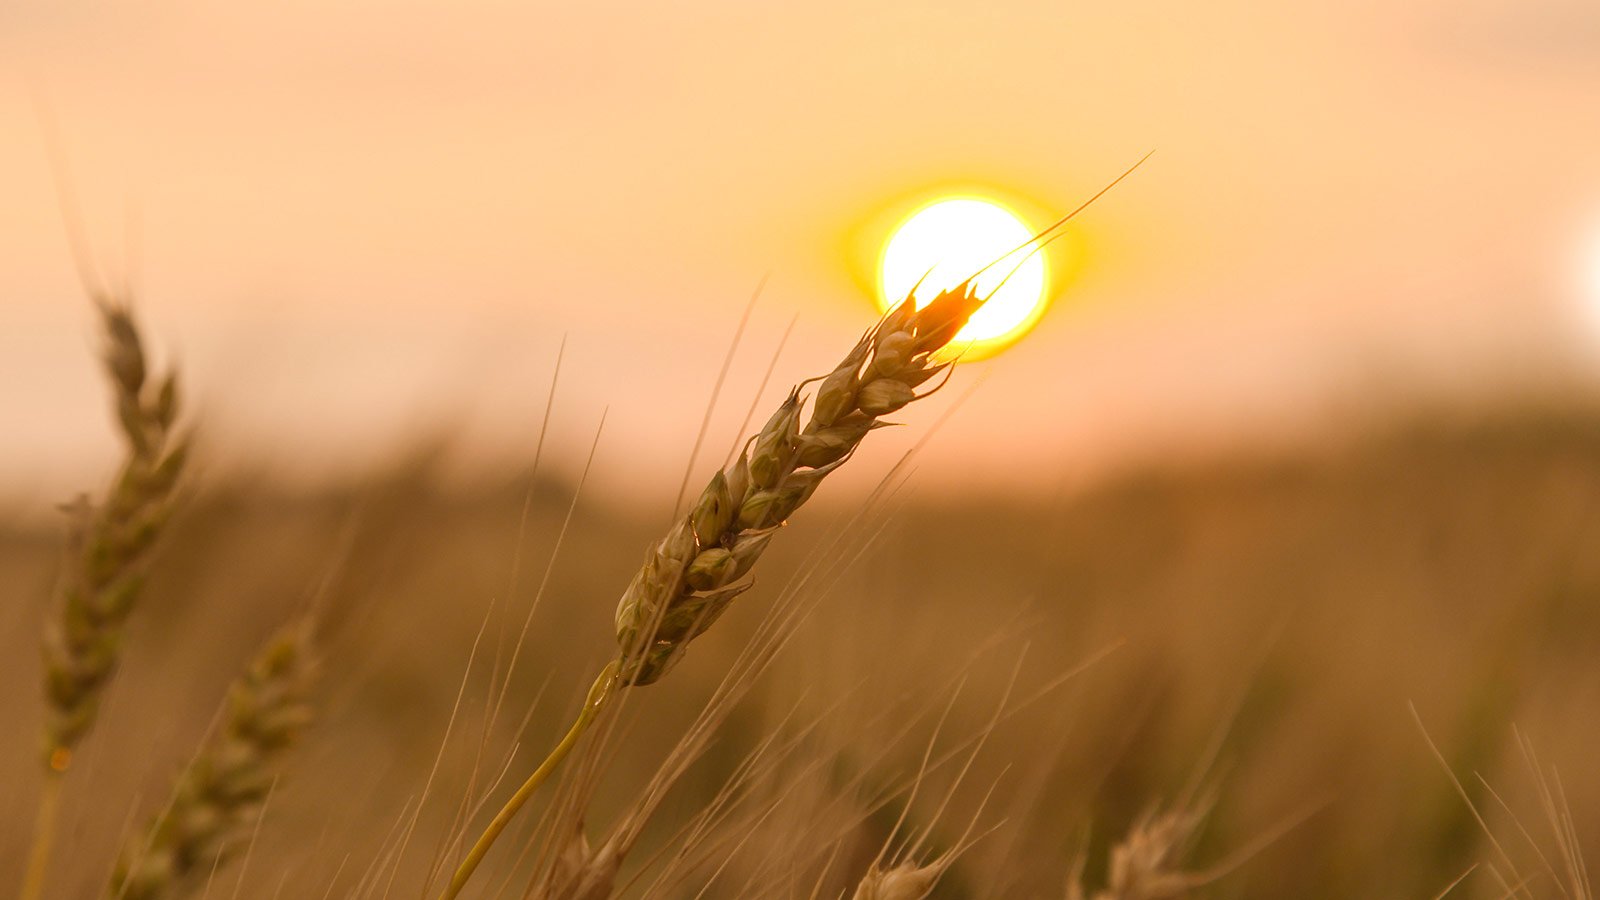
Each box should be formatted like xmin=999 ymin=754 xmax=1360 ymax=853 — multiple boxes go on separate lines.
xmin=439 ymin=659 xmax=619 ymax=900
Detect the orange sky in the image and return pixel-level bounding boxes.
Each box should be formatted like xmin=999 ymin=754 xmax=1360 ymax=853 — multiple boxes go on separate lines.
xmin=3 ymin=1 xmax=1599 ymax=508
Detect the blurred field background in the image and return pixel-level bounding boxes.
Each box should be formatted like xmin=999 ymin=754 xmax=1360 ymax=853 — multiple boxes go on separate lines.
xmin=4 ymin=400 xmax=1600 ymax=896
xmin=5 ymin=1 xmax=1600 ymax=897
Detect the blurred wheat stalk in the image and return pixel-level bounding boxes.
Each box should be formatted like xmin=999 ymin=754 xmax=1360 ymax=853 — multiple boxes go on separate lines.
xmin=1066 ymin=807 xmax=1207 ymax=900
xmin=111 ymin=623 xmax=318 ymax=900
xmin=22 ymin=300 xmax=188 ymax=900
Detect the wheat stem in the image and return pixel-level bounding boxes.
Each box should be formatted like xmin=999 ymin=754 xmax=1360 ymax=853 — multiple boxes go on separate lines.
xmin=19 ymin=772 xmax=63 ymax=900
xmin=440 ymin=659 xmax=619 ymax=900
xmin=440 ymin=285 xmax=986 ymax=897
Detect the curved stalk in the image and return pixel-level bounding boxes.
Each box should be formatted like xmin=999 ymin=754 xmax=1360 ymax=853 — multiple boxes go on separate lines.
xmin=440 ymin=660 xmax=619 ymax=900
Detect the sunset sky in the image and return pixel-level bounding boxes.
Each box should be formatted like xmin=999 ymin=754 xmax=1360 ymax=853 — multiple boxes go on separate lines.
xmin=3 ymin=1 xmax=1599 ymax=508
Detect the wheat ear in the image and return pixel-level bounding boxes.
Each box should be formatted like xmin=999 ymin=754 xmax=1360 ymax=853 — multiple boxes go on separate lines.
xmin=1066 ymin=807 xmax=1206 ymax=900
xmin=851 ymin=860 xmax=947 ymax=900
xmin=441 ymin=155 xmax=1155 ymax=897
xmin=43 ymin=300 xmax=187 ymax=764
xmin=436 ymin=284 xmax=983 ymax=900
xmin=110 ymin=622 xmax=317 ymax=900
xmin=22 ymin=300 xmax=187 ymax=900
xmin=612 ymin=284 xmax=979 ymax=684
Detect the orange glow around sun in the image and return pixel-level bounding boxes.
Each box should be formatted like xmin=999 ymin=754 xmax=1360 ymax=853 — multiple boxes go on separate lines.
xmin=879 ymin=197 xmax=1050 ymax=359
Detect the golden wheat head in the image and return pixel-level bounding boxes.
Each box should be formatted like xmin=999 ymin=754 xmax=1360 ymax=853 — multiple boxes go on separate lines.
xmin=613 ymin=284 xmax=981 ymax=685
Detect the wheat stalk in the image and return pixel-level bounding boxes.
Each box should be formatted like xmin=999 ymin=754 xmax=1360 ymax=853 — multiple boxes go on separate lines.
xmin=110 ymin=622 xmax=317 ymax=900
xmin=22 ymin=299 xmax=188 ymax=900
xmin=437 ymin=285 xmax=983 ymax=899
xmin=612 ymin=283 xmax=979 ymax=685
xmin=441 ymin=158 xmax=1150 ymax=899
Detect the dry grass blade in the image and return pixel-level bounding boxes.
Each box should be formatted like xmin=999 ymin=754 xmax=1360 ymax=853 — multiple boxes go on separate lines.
xmin=110 ymin=622 xmax=318 ymax=900
xmin=1513 ymin=729 xmax=1593 ymax=900
xmin=1434 ymin=864 xmax=1480 ymax=899
xmin=1411 ymin=702 xmax=1525 ymax=898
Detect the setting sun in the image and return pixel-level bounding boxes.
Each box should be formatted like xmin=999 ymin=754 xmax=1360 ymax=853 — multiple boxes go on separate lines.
xmin=879 ymin=197 xmax=1049 ymax=358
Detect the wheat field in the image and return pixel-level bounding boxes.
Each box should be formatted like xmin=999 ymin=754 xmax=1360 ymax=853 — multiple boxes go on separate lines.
xmin=0 ymin=299 xmax=1596 ymax=899
xmin=5 ymin=0 xmax=1599 ymax=894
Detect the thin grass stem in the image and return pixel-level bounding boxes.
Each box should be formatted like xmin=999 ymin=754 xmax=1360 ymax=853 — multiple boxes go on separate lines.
xmin=439 ymin=660 xmax=619 ymax=900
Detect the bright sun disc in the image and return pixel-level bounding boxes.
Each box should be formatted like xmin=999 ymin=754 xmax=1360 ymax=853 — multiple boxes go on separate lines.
xmin=879 ymin=197 xmax=1048 ymax=358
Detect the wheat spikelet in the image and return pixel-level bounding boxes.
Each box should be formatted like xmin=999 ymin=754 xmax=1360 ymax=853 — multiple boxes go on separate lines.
xmin=613 ymin=284 xmax=981 ymax=685
xmin=42 ymin=300 xmax=188 ymax=771
xmin=851 ymin=860 xmax=946 ymax=900
xmin=110 ymin=623 xmax=317 ymax=900
xmin=1067 ymin=807 xmax=1205 ymax=900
